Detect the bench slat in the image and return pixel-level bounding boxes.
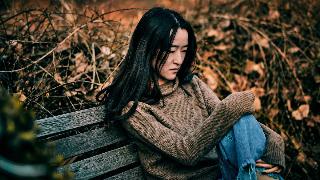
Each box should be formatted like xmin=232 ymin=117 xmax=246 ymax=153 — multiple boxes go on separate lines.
xmin=105 ymin=166 xmax=144 ymax=180
xmin=60 ymin=144 xmax=139 ymax=179
xmin=53 ymin=126 xmax=126 ymax=158
xmin=36 ymin=106 xmax=105 ymax=138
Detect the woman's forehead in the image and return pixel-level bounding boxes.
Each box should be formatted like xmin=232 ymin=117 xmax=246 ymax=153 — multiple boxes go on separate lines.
xmin=171 ymin=28 xmax=188 ymax=47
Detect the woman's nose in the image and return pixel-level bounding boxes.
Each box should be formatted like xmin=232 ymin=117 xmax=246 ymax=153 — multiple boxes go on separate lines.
xmin=173 ymin=51 xmax=183 ymax=65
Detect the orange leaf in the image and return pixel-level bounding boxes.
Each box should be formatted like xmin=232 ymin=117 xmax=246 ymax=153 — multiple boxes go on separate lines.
xmin=307 ymin=120 xmax=315 ymax=127
xmin=218 ymin=19 xmax=231 ymax=29
xmin=299 ymin=104 xmax=309 ymax=118
xmin=251 ymin=87 xmax=265 ymax=97
xmin=231 ymin=74 xmax=248 ymax=91
xmin=54 ymin=73 xmax=63 ymax=84
xmin=100 ymin=46 xmax=111 ymax=55
xmin=203 ymin=67 xmax=219 ymax=90
xmin=14 ymin=91 xmax=27 ymax=102
xmin=253 ymin=97 xmax=261 ymax=112
xmin=244 ymin=60 xmax=265 ymax=77
xmin=202 ymin=51 xmax=215 ymax=61
xmin=292 ymin=104 xmax=309 ymax=120
xmin=213 ymin=44 xmax=231 ymax=51
xmin=268 ymin=10 xmax=280 ymax=20
xmin=292 ymin=110 xmax=303 ymax=120
xmin=252 ymin=33 xmax=269 ymax=48
xmin=313 ymin=115 xmax=320 ymax=123
xmin=207 ymin=29 xmax=220 ymax=37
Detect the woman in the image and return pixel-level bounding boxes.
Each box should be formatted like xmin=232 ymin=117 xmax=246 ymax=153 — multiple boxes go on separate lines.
xmin=97 ymin=7 xmax=285 ymax=179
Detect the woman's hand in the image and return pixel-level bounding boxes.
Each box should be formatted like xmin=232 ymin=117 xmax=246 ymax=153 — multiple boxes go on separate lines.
xmin=256 ymin=159 xmax=282 ymax=173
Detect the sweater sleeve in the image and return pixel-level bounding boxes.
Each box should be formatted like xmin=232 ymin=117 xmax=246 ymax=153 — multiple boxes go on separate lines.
xmin=190 ymin=75 xmax=221 ymax=114
xmin=259 ymin=123 xmax=286 ymax=170
xmin=121 ymin=90 xmax=255 ymax=166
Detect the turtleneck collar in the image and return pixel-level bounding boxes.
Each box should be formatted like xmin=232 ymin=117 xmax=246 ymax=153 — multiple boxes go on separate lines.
xmin=159 ymin=78 xmax=179 ymax=96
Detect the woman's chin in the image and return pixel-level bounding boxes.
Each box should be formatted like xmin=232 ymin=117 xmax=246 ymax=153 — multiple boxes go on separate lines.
xmin=165 ymin=75 xmax=177 ymax=81
xmin=158 ymin=76 xmax=176 ymax=85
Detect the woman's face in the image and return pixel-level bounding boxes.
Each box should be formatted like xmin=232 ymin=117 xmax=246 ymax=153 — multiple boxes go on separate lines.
xmin=158 ymin=28 xmax=188 ymax=85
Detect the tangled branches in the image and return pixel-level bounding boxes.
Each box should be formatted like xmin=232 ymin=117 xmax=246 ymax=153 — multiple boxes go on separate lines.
xmin=0 ymin=0 xmax=319 ymax=179
xmin=0 ymin=3 xmax=145 ymax=118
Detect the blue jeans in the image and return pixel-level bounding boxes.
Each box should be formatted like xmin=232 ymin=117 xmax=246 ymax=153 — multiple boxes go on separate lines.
xmin=217 ymin=114 xmax=283 ymax=180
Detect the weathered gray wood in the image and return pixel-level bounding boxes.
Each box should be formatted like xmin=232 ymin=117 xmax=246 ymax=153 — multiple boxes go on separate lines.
xmin=60 ymin=144 xmax=139 ymax=179
xmin=36 ymin=106 xmax=105 ymax=138
xmin=105 ymin=166 xmax=144 ymax=180
xmin=36 ymin=106 xmax=144 ymax=179
xmin=52 ymin=126 xmax=127 ymax=158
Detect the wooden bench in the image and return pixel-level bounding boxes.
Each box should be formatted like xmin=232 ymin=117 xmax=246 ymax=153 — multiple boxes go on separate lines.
xmin=36 ymin=106 xmax=144 ymax=179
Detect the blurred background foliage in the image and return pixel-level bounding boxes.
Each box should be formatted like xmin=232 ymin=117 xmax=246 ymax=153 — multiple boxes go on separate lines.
xmin=0 ymin=89 xmax=73 ymax=179
xmin=0 ymin=0 xmax=319 ymax=179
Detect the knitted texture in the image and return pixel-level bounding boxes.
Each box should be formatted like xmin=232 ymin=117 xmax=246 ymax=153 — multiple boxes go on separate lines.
xmin=121 ymin=76 xmax=285 ymax=179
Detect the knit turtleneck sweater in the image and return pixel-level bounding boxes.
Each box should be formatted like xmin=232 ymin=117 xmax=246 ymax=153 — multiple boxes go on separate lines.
xmin=121 ymin=76 xmax=285 ymax=179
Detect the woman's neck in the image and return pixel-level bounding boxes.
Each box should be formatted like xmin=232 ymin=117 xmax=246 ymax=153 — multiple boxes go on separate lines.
xmin=158 ymin=79 xmax=167 ymax=86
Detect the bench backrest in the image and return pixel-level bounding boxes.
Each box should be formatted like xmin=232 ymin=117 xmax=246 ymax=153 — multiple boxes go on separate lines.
xmin=36 ymin=106 xmax=143 ymax=179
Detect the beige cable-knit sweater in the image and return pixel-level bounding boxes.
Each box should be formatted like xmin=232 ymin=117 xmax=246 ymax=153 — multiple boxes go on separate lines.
xmin=121 ymin=76 xmax=285 ymax=179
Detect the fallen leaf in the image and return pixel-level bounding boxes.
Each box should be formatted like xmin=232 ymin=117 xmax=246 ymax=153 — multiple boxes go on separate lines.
xmin=54 ymin=73 xmax=63 ymax=84
xmin=202 ymin=51 xmax=215 ymax=61
xmin=231 ymin=74 xmax=248 ymax=91
xmin=268 ymin=10 xmax=280 ymax=20
xmin=101 ymin=46 xmax=111 ymax=55
xmin=307 ymin=119 xmax=315 ymax=127
xmin=15 ymin=43 xmax=23 ymax=53
xmin=207 ymin=29 xmax=220 ymax=37
xmin=203 ymin=67 xmax=219 ymax=90
xmin=252 ymin=33 xmax=269 ymax=48
xmin=292 ymin=104 xmax=309 ymax=120
xmin=299 ymin=104 xmax=309 ymax=117
xmin=251 ymin=87 xmax=265 ymax=97
xmin=73 ymin=52 xmax=89 ymax=74
xmin=213 ymin=43 xmax=231 ymax=51
xmin=292 ymin=110 xmax=303 ymax=120
xmin=64 ymin=91 xmax=77 ymax=97
xmin=313 ymin=115 xmax=320 ymax=123
xmin=253 ymin=97 xmax=261 ymax=111
xmin=14 ymin=91 xmax=27 ymax=102
xmin=76 ymin=63 xmax=87 ymax=73
xmin=244 ymin=60 xmax=265 ymax=77
xmin=218 ymin=19 xmax=231 ymax=29
xmin=304 ymin=95 xmax=312 ymax=103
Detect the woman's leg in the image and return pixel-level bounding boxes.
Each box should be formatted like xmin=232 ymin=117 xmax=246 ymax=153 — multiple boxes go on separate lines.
xmin=218 ymin=114 xmax=266 ymax=179
xmin=219 ymin=114 xmax=286 ymax=180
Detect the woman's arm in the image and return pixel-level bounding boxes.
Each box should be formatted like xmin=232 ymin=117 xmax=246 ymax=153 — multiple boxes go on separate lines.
xmin=193 ymin=76 xmax=286 ymax=170
xmin=121 ymin=90 xmax=255 ymax=166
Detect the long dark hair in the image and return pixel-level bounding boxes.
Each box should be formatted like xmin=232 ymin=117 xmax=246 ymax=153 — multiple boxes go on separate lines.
xmin=96 ymin=7 xmax=197 ymax=122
